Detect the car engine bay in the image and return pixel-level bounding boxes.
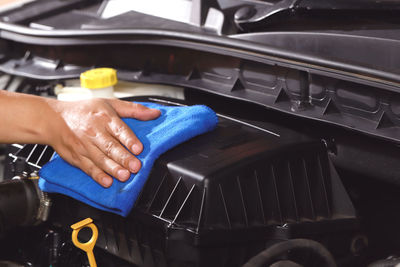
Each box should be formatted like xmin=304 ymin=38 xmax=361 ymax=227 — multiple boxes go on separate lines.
xmin=0 ymin=0 xmax=400 ymax=266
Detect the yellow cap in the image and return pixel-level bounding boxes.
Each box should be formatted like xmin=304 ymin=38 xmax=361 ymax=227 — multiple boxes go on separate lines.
xmin=80 ymin=68 xmax=117 ymax=89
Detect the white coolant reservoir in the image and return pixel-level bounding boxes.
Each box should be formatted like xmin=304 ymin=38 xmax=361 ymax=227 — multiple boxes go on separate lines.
xmin=56 ymin=68 xmax=117 ymax=101
xmin=56 ymin=67 xmax=185 ymax=101
xmin=55 ymin=85 xmax=92 ymax=101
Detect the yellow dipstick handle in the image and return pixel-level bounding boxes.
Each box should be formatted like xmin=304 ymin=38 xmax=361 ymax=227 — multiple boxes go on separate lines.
xmin=71 ymin=218 xmax=98 ymax=267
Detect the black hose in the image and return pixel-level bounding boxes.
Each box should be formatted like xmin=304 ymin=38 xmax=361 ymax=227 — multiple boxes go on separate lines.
xmin=368 ymin=257 xmax=400 ymax=267
xmin=242 ymin=239 xmax=337 ymax=267
xmin=270 ymin=260 xmax=303 ymax=267
xmin=0 ymin=179 xmax=41 ymax=234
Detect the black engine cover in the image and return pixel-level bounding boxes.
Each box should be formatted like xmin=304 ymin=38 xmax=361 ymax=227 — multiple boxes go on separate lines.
xmin=48 ymin=98 xmax=358 ymax=267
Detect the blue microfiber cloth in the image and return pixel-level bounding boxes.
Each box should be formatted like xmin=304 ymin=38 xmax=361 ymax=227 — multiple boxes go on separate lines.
xmin=39 ymin=102 xmax=218 ymax=217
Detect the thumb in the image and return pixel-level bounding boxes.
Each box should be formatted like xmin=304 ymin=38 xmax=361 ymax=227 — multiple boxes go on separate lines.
xmin=108 ymin=99 xmax=161 ymax=120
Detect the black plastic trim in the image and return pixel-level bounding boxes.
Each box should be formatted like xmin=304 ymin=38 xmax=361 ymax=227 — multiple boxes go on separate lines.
xmin=0 ymin=22 xmax=399 ymax=87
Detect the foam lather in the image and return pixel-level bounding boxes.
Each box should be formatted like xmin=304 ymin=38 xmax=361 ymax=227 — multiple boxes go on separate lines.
xmin=39 ymin=102 xmax=218 ymax=216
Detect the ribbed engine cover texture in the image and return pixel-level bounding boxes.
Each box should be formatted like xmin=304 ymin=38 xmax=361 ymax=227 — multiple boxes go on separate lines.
xmin=50 ymin=105 xmax=358 ymax=267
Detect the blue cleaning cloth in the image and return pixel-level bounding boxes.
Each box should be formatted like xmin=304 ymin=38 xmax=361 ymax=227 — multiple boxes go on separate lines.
xmin=39 ymin=102 xmax=218 ymax=217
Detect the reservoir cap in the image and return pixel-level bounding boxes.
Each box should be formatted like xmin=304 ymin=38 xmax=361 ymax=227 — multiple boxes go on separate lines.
xmin=80 ymin=68 xmax=117 ymax=89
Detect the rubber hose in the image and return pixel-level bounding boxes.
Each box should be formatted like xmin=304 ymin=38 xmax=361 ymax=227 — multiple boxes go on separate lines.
xmin=270 ymin=260 xmax=303 ymax=267
xmin=242 ymin=238 xmax=337 ymax=267
xmin=368 ymin=258 xmax=400 ymax=267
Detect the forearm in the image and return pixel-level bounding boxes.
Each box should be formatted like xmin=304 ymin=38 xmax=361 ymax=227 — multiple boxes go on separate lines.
xmin=0 ymin=90 xmax=56 ymax=145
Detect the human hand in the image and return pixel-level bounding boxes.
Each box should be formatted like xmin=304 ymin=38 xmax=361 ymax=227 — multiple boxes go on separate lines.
xmin=47 ymin=98 xmax=160 ymax=188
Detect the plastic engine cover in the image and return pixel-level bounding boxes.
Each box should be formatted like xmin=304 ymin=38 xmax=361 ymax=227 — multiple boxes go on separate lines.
xmin=50 ymin=101 xmax=358 ymax=267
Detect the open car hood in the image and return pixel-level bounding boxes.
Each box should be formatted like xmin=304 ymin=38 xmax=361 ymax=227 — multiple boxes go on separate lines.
xmin=0 ymin=0 xmax=400 ymax=145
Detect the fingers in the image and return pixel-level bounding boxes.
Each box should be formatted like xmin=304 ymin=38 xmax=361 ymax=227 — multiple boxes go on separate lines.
xmin=88 ymin=144 xmax=134 ymax=183
xmin=94 ymin=132 xmax=142 ymax=174
xmin=78 ymin=156 xmax=113 ymax=188
xmin=108 ymin=117 xmax=143 ymax=155
xmin=69 ymin=138 xmax=139 ymax=188
xmin=108 ymin=99 xmax=161 ymax=121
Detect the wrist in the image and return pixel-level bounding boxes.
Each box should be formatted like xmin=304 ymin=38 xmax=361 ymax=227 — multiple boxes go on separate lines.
xmin=38 ymin=97 xmax=64 ymax=146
